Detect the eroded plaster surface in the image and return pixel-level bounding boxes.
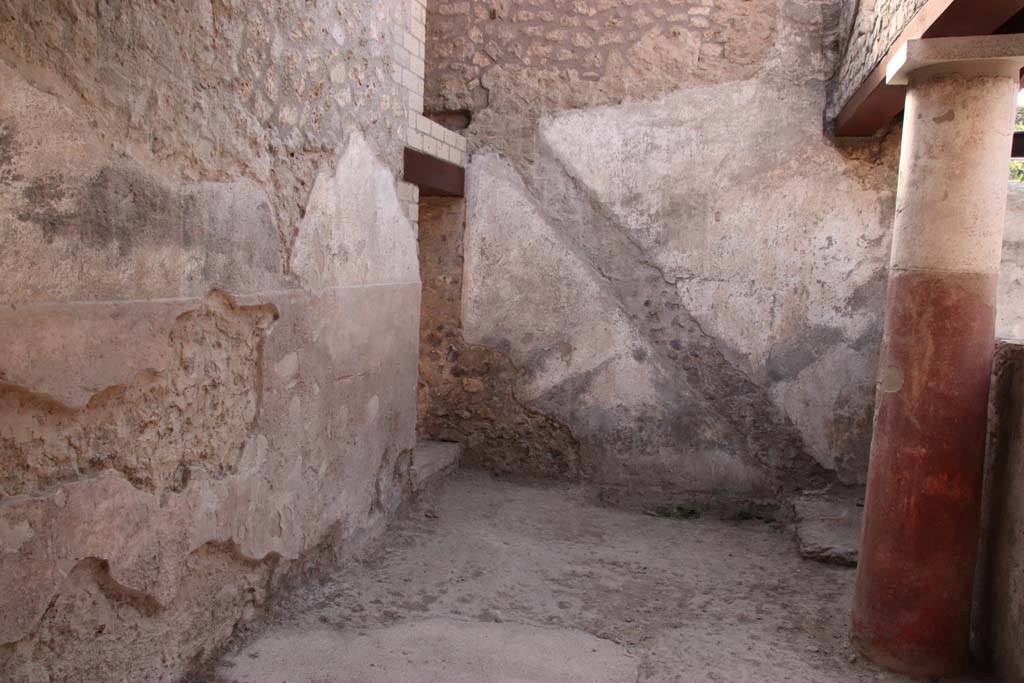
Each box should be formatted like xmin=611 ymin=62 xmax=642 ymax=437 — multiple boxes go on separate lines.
xmin=428 ymin=0 xmax=1024 ymax=491
xmin=0 ymin=292 xmax=276 ymax=498
xmin=0 ymin=1 xmax=421 ymax=678
xmin=533 ymin=81 xmax=897 ymax=482
xmin=1 ymin=186 xmax=419 ymax=683
xmin=443 ymin=0 xmax=895 ymax=489
xmin=416 ymin=197 xmax=581 ymax=479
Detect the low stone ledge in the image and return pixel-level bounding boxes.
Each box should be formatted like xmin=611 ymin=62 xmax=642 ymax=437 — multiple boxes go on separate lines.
xmin=411 ymin=441 xmax=462 ymax=492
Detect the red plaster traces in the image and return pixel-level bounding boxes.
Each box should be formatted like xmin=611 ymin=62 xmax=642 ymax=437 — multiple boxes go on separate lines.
xmin=852 ymin=269 xmax=997 ymax=675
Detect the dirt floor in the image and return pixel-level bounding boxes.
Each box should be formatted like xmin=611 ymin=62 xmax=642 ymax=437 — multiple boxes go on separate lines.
xmin=199 ymin=470 xmax=991 ymax=683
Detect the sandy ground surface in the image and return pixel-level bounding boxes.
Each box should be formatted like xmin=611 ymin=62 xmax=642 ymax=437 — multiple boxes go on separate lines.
xmin=201 ymin=471 xmax=990 ymax=683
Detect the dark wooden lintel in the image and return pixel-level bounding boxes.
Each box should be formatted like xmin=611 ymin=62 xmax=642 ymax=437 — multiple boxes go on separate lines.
xmin=403 ymin=147 xmax=465 ymax=197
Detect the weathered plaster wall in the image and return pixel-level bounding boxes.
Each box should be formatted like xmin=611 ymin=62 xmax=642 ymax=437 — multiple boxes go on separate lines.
xmin=422 ymin=0 xmax=1024 ymax=492
xmin=423 ymin=0 xmax=897 ymax=492
xmin=976 ymin=342 xmax=1024 ymax=681
xmin=827 ymin=0 xmax=928 ymax=122
xmin=416 ymin=197 xmax=580 ymax=478
xmin=0 ymin=2 xmax=420 ymax=681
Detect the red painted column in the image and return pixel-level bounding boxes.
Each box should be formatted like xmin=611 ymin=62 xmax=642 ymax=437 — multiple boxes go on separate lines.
xmin=851 ymin=37 xmax=1023 ymax=677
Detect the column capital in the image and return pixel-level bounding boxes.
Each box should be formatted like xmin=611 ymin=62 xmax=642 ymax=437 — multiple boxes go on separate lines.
xmin=887 ymin=34 xmax=1024 ymax=85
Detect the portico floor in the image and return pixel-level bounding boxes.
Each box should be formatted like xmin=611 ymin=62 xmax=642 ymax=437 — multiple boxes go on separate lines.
xmin=197 ymin=471 xmax=989 ymax=683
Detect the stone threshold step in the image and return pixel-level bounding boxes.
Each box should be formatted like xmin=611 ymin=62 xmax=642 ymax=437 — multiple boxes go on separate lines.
xmin=411 ymin=440 xmax=462 ymax=492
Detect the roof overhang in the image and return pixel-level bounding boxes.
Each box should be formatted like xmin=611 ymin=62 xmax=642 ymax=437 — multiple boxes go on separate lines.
xmin=833 ymin=0 xmax=1024 ymax=137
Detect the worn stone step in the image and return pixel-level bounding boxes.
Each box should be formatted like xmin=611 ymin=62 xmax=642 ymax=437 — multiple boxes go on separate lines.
xmin=411 ymin=440 xmax=462 ymax=492
xmin=792 ymin=495 xmax=864 ymax=567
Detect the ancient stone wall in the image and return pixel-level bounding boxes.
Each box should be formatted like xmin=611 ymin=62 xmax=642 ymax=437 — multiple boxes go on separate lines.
xmin=976 ymin=342 xmax=1024 ymax=681
xmin=416 ymin=197 xmax=580 ymax=478
xmin=422 ymin=0 xmax=1024 ymax=493
xmin=0 ymin=1 xmax=423 ymax=680
xmin=424 ymin=0 xmax=894 ymax=492
xmin=427 ymin=0 xmax=786 ymax=166
xmin=827 ymin=0 xmax=928 ymax=123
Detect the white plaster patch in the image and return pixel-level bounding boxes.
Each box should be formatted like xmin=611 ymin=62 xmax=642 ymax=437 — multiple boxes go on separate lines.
xmin=531 ymin=74 xmax=906 ymax=481
xmin=464 ymin=154 xmax=660 ymax=408
xmin=290 ymin=132 xmax=419 ymax=290
xmin=540 ymin=79 xmax=895 ymax=375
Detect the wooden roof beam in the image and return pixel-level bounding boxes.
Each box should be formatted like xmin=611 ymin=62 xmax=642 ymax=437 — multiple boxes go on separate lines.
xmin=833 ymin=0 xmax=1024 ymax=137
